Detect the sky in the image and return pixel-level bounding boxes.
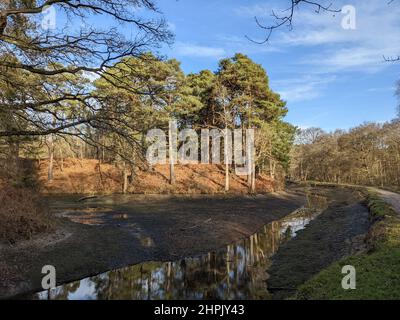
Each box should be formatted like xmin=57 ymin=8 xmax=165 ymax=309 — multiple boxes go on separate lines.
xmin=48 ymin=0 xmax=400 ymax=131
xmin=152 ymin=0 xmax=400 ymax=131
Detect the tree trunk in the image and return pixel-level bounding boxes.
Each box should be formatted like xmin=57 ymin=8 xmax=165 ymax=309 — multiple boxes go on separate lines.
xmin=272 ymin=162 xmax=276 ymax=178
xmin=14 ymin=141 xmax=20 ymax=161
xmin=247 ymin=131 xmax=255 ymax=192
xmin=48 ymin=136 xmax=54 ymax=181
xmin=80 ymin=142 xmax=83 ymax=159
xmin=225 ymin=162 xmax=230 ymax=192
xmin=169 ymin=120 xmax=176 ymax=185
xmin=269 ymin=160 xmax=275 ymax=179
xmin=247 ymin=93 xmax=256 ymax=193
xmin=122 ymin=162 xmax=128 ymax=194
xmin=97 ymin=159 xmax=104 ymax=189
xmin=79 ymin=141 xmax=84 ymax=167
xmin=59 ymin=147 xmax=64 ymax=172
xmin=248 ymin=165 xmax=252 ymax=184
xmin=224 ymin=125 xmax=230 ymax=192
xmin=247 ymin=150 xmax=251 ymax=190
xmin=251 ymin=160 xmax=256 ymax=193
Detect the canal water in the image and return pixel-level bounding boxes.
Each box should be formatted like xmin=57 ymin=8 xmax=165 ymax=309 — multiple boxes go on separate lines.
xmin=31 ymin=194 xmax=327 ymax=300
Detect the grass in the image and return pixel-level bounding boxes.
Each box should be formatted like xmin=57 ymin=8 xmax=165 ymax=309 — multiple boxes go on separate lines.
xmin=294 ymin=190 xmax=400 ymax=300
xmin=0 ymin=186 xmax=55 ymax=244
xmin=366 ymin=192 xmax=397 ymax=221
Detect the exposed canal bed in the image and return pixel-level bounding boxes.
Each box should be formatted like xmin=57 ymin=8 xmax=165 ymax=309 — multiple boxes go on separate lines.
xmin=1 ymin=186 xmax=371 ymax=299
xmin=29 ymin=194 xmax=328 ymax=300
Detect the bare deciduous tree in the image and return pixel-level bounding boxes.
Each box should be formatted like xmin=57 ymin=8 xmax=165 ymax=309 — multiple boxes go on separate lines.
xmin=0 ymin=0 xmax=172 ymax=142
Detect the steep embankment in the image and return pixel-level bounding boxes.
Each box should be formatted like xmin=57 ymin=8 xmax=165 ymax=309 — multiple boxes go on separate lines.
xmin=37 ymin=158 xmax=276 ymax=194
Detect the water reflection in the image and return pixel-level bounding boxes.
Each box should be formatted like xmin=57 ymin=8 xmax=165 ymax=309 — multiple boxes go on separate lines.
xmin=33 ymin=194 xmax=327 ymax=300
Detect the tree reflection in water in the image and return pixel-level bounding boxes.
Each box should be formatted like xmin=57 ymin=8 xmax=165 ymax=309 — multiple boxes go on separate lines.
xmin=35 ymin=194 xmax=327 ymax=300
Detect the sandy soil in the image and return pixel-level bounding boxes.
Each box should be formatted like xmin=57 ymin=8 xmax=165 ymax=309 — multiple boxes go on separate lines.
xmin=0 ymin=191 xmax=305 ymax=299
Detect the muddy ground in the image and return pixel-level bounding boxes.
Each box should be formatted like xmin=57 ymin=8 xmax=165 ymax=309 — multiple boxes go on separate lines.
xmin=1 ymin=185 xmax=373 ymax=300
xmin=0 ymin=191 xmax=305 ymax=299
xmin=267 ymin=185 xmax=370 ymax=299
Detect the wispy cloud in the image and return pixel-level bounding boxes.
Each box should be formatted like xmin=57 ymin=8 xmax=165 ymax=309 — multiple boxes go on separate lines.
xmin=302 ymin=46 xmax=390 ymax=74
xmin=235 ymin=1 xmax=400 ymax=73
xmin=273 ymin=74 xmax=336 ymax=103
xmin=174 ymin=42 xmax=226 ymax=58
xmin=233 ymin=4 xmax=273 ymax=18
xmin=367 ymin=86 xmax=396 ymax=93
xmin=214 ymin=34 xmax=283 ymax=54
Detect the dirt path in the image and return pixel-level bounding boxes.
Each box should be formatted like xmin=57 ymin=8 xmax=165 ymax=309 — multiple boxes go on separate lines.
xmin=372 ymin=188 xmax=400 ymax=214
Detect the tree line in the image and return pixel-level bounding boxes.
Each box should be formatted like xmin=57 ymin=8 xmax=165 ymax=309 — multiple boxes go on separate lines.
xmin=290 ymin=121 xmax=400 ymax=189
xmin=1 ymin=51 xmax=295 ymax=192
xmin=0 ymin=1 xmax=295 ymax=192
xmin=4 ymin=1 xmax=398 ymax=193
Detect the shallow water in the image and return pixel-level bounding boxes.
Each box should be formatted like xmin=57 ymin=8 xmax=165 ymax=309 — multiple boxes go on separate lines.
xmin=31 ymin=194 xmax=327 ymax=300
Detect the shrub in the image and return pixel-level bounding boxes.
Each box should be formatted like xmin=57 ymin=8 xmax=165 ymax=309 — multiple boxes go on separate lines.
xmin=0 ymin=186 xmax=54 ymax=244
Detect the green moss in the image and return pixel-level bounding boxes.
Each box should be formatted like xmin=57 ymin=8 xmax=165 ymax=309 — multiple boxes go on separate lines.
xmin=293 ymin=190 xmax=400 ymax=300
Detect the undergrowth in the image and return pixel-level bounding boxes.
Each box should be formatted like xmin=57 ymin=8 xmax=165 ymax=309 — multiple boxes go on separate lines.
xmin=0 ymin=186 xmax=54 ymax=244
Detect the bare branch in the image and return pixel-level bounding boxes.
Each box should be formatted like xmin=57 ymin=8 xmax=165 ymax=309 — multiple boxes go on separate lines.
xmin=247 ymin=0 xmax=340 ymax=44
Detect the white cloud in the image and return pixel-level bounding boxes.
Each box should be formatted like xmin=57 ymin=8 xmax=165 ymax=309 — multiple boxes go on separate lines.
xmin=214 ymin=34 xmax=283 ymax=54
xmin=174 ymin=42 xmax=226 ymax=58
xmin=293 ymin=2 xmax=399 ymax=72
xmin=233 ymin=4 xmax=273 ymax=18
xmin=236 ymin=1 xmax=400 ymax=73
xmin=302 ymin=46 xmax=389 ymax=73
xmin=273 ymin=74 xmax=336 ymax=103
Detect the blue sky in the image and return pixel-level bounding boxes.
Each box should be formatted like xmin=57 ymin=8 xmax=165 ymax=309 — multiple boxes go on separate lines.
xmin=49 ymin=0 xmax=400 ymax=131
xmin=154 ymin=0 xmax=400 ymax=131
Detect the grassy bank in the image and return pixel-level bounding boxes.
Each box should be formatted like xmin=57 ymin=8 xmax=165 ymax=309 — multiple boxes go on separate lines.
xmin=294 ymin=191 xmax=400 ymax=299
